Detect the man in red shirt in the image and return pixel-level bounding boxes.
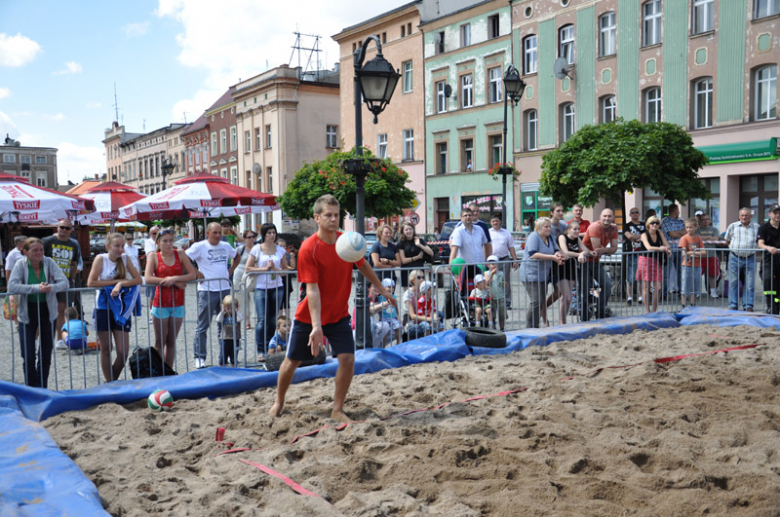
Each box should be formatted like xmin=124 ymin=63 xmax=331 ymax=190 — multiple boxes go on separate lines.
xmin=269 ymin=195 xmax=396 ymax=422
xmin=568 ymin=203 xmax=591 ymax=238
xmin=580 ymin=208 xmax=618 ymax=320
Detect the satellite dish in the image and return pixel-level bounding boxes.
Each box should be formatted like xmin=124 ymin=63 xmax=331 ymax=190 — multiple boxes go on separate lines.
xmin=553 ymin=57 xmax=571 ymax=80
xmin=444 ymin=84 xmax=452 ymax=98
xmin=252 ymin=163 xmax=261 ymax=175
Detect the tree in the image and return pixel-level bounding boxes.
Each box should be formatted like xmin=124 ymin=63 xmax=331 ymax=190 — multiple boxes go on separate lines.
xmin=277 ymin=148 xmax=417 ymax=223
xmin=540 ymin=119 xmax=709 ymax=209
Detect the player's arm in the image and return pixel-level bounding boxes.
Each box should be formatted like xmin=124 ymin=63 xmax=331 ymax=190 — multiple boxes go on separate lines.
xmin=358 ymin=261 xmax=397 ymax=308
xmin=305 ymin=282 xmax=324 ymax=356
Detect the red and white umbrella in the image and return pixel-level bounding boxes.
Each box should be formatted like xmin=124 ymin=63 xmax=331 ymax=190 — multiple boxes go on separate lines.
xmin=118 ymin=172 xmax=277 ymax=221
xmin=0 ymin=172 xmax=95 ymax=223
xmin=75 ymin=181 xmax=147 ymax=224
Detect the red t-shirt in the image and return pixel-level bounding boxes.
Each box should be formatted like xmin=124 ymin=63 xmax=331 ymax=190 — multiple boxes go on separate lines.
xmin=582 ymin=223 xmax=618 ymax=262
xmin=679 ymin=234 xmax=704 ymax=267
xmin=568 ymin=218 xmax=590 ymax=234
xmin=294 ymin=232 xmax=365 ymax=325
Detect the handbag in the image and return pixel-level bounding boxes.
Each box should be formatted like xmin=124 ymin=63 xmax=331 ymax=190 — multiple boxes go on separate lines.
xmin=3 ymin=295 xmax=18 ymax=321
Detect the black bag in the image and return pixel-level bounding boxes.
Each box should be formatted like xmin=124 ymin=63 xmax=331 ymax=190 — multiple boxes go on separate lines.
xmin=444 ymin=289 xmax=457 ymax=319
xmin=129 ymin=347 xmax=178 ymax=379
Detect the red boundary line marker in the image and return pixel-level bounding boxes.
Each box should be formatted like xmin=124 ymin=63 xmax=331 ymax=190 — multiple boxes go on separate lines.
xmin=238 ymin=458 xmax=328 ymax=500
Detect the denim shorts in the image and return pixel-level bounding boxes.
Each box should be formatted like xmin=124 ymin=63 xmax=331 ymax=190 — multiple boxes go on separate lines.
xmin=150 ymin=305 xmax=186 ymax=319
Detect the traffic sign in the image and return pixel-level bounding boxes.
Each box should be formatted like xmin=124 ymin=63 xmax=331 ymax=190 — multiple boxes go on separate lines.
xmin=410 ymin=213 xmax=420 ymax=225
xmin=410 ymin=196 xmax=420 ymax=210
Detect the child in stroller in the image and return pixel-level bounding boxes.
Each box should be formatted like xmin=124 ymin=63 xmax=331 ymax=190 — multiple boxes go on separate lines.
xmin=468 ymin=274 xmax=491 ymax=327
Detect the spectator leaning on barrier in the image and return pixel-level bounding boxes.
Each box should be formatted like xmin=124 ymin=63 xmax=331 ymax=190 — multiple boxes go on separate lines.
xmin=724 ymin=207 xmax=760 ymax=312
xmin=757 ymin=203 xmax=780 ymax=315
xmin=581 ymin=208 xmax=619 ymax=320
xmin=4 ymin=235 xmax=26 ymax=285
xmin=186 ymin=222 xmax=237 ymax=369
xmin=623 ymin=207 xmax=645 ymax=306
xmin=696 ymin=212 xmax=721 ymax=298
xmin=43 ymin=219 xmax=80 ymax=350
xmin=661 ymin=204 xmax=685 ymax=296
xmin=8 ymin=237 xmax=69 ymax=388
xmin=637 ymin=215 xmax=672 ymax=314
xmin=520 ymin=218 xmax=564 ymax=329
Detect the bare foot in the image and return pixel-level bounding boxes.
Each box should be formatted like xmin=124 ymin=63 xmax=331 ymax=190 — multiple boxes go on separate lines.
xmin=330 ymin=409 xmax=351 ymax=423
xmin=268 ymin=401 xmax=284 ymax=418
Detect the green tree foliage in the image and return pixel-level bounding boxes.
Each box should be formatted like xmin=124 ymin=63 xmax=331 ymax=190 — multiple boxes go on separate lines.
xmin=277 ymin=148 xmax=416 ymax=221
xmin=540 ymin=119 xmax=709 ymax=208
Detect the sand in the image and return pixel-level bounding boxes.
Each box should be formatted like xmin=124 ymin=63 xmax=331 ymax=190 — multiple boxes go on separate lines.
xmin=44 ymin=324 xmax=780 ymax=516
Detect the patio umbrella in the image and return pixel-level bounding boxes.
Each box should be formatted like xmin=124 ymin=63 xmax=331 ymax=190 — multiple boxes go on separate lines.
xmin=0 ymin=172 xmax=95 ymax=223
xmin=118 ymin=172 xmax=277 ymax=222
xmin=75 ymin=181 xmax=147 ymax=229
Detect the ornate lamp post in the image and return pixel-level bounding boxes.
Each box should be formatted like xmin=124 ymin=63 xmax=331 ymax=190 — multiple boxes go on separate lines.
xmin=500 ymin=65 xmax=526 ymax=229
xmin=161 ymin=158 xmax=175 ymax=191
xmin=343 ymin=35 xmax=400 ymax=349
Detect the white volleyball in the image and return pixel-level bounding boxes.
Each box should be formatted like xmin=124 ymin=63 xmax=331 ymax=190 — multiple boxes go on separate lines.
xmin=336 ymin=232 xmax=367 ymax=263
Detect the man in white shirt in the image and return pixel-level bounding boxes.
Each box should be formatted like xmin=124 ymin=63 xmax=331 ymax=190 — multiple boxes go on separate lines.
xmin=488 ymin=213 xmax=517 ymax=303
xmin=450 ymin=208 xmax=489 ymax=295
xmin=4 ymin=235 xmax=26 ymax=284
xmin=186 ymin=223 xmax=237 ymax=368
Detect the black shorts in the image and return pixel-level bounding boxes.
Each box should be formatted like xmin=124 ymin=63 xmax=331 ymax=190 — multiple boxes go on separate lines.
xmin=95 ymin=308 xmax=132 ymax=333
xmin=287 ymin=315 xmax=353 ymax=361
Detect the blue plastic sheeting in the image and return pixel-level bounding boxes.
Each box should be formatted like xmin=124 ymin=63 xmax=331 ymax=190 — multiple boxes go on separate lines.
xmin=0 ymin=396 xmax=106 ymax=516
xmin=0 ymin=309 xmax=747 ymax=516
xmin=677 ymin=306 xmax=780 ymax=330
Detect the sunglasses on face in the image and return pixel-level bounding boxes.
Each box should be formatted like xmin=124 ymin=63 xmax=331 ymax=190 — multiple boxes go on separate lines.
xmin=630 ymin=212 xmax=639 ymax=215
xmin=59 ymin=226 xmax=72 ymax=230
xmin=649 ymin=222 xmax=660 ymax=225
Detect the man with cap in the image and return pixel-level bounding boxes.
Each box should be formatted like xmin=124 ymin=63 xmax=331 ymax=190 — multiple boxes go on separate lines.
xmin=758 ymin=203 xmax=780 ymax=314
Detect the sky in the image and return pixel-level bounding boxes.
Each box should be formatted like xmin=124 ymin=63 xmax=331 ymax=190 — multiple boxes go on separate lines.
xmin=0 ymin=0 xmax=411 ymax=185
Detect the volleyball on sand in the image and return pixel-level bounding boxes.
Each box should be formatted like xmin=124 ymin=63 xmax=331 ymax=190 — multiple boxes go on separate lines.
xmin=148 ymin=389 xmax=174 ymax=411
xmin=336 ymin=232 xmax=366 ymax=263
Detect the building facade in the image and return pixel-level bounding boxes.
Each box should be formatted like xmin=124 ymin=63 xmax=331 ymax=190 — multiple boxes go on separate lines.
xmin=119 ymin=123 xmax=187 ymax=195
xmin=180 ymin=114 xmax=210 ymax=178
xmin=205 ymin=87 xmax=239 ymax=189
xmin=1 ymin=136 xmax=58 ymax=188
xmin=512 ymin=0 xmax=780 ymax=230
xmin=233 ymin=65 xmax=340 ymax=233
xmin=421 ymin=0 xmax=518 ymax=232
xmin=334 ymin=1 xmax=427 ymax=233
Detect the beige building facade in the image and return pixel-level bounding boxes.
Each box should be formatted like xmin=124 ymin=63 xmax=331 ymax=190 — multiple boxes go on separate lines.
xmin=334 ymin=1 xmax=427 ymax=232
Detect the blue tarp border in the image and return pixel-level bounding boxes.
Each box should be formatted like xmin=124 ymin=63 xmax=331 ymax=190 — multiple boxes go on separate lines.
xmin=1 ymin=308 xmax=773 ymax=515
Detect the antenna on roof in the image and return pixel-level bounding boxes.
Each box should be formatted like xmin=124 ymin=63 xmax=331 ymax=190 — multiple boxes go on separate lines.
xmin=290 ymin=31 xmax=323 ymax=80
xmin=183 ymin=112 xmax=188 ymax=123
xmin=113 ymin=82 xmax=120 ymax=123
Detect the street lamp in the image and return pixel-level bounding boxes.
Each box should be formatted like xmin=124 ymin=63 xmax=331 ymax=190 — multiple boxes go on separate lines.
xmin=500 ymin=65 xmax=526 ymax=229
xmin=344 ymin=35 xmax=400 ymax=350
xmin=161 ymin=158 xmax=175 ymax=191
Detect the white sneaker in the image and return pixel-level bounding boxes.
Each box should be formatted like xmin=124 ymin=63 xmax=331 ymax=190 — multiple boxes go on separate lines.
xmin=257 ymin=353 xmax=265 ymax=363
xmin=710 ymin=289 xmax=719 ymax=298
xmin=195 ymin=358 xmax=206 ymax=369
xmin=627 ymin=297 xmax=633 ymax=307
xmin=56 ymin=340 xmax=67 ymax=350
xmin=638 ymin=297 xmax=643 ymax=303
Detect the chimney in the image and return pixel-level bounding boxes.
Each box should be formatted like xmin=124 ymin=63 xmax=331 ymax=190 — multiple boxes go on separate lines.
xmin=94 ymin=174 xmax=98 ymax=179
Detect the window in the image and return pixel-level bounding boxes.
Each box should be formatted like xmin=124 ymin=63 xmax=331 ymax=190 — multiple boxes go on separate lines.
xmin=601 ymin=95 xmax=616 ymax=123
xmin=401 ymin=25 xmax=405 ymax=37
xmin=266 ymin=167 xmax=273 ymax=193
xmin=461 ymin=74 xmax=473 ymax=108
xmin=230 ymin=126 xmax=237 ymax=151
xmin=265 ymin=125 xmax=272 ymax=148
xmin=20 ymin=155 xmax=31 ymax=164
xmin=246 ymin=170 xmax=252 ymax=190
xmin=489 ymin=135 xmax=503 ymax=168
xmin=561 ymin=103 xmax=576 ymax=142
xmin=525 ymin=109 xmax=538 ymax=151
xmin=643 ymin=0 xmax=662 ymax=46
xmin=690 ymin=177 xmax=720 ymax=229
xmin=460 ymin=23 xmax=471 ymax=47
xmin=403 ymin=129 xmax=414 ymax=161
xmin=644 ymin=87 xmax=662 ymax=122
xmin=755 ymin=0 xmax=780 ymax=18
xmin=211 ymin=132 xmax=218 ymax=157
xmin=220 ymin=129 xmax=227 ymax=154
xmin=740 ymin=174 xmax=778 ymax=224
xmin=523 ymin=35 xmax=538 ymax=74
xmin=3 ymin=154 xmax=15 ymax=163
xmin=488 ymin=67 xmax=503 ymax=103
xmin=693 ymin=0 xmax=714 ymax=34
xmin=436 ymin=142 xmax=447 ymax=174
xmin=378 ymin=134 xmax=388 ymax=159
xmin=230 ymin=166 xmax=238 ymax=185
xmin=754 ymin=65 xmax=777 ymax=121
xmin=488 ymin=14 xmax=499 ymax=39
xmin=407 ymin=23 xmax=412 ymax=36
xmin=402 ymin=61 xmax=413 ymax=93
xmin=436 ymin=81 xmax=447 ymax=113
xmin=36 ymin=172 xmax=46 ymax=187
xmin=256 ymin=128 xmax=261 ymax=150
xmin=326 ymin=125 xmax=338 ymax=148
xmin=195 ymin=150 xmax=200 ymax=165
xmin=559 ymin=25 xmax=575 ymax=65
xmin=600 ymin=13 xmax=616 ymax=56
xmin=221 ymin=168 xmax=227 ymax=179
xmin=693 ymin=77 xmax=713 ymax=129
xmin=244 ymin=130 xmax=250 ymax=153
xmin=460 ymin=138 xmax=473 ymax=171
xmin=436 ymin=31 xmax=445 ymax=54
xmin=20 ymin=170 xmax=30 ymax=179
xmin=35 ymin=156 xmax=46 ymax=164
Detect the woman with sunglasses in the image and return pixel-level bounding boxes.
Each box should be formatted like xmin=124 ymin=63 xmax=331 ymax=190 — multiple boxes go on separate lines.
xmin=144 ymin=229 xmax=197 ymax=368
xmin=637 ymin=215 xmax=672 ymax=313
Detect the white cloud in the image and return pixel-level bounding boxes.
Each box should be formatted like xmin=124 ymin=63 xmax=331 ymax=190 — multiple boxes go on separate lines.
xmin=45 ymin=113 xmax=66 ymax=122
xmin=0 ymin=87 xmax=10 ymax=100
xmin=56 ymin=142 xmax=105 ymax=185
xmin=52 ymin=61 xmax=83 ymax=75
xmin=86 ymin=101 xmax=102 ymax=109
xmin=0 ymin=110 xmax=19 ymax=137
xmin=156 ymin=0 xmax=409 ymax=120
xmin=0 ymin=33 xmax=42 ymax=67
xmin=123 ymin=21 xmax=150 ymax=37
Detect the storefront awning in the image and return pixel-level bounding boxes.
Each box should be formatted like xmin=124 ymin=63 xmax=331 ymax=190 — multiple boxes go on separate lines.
xmin=697 ymin=138 xmax=779 ymax=164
